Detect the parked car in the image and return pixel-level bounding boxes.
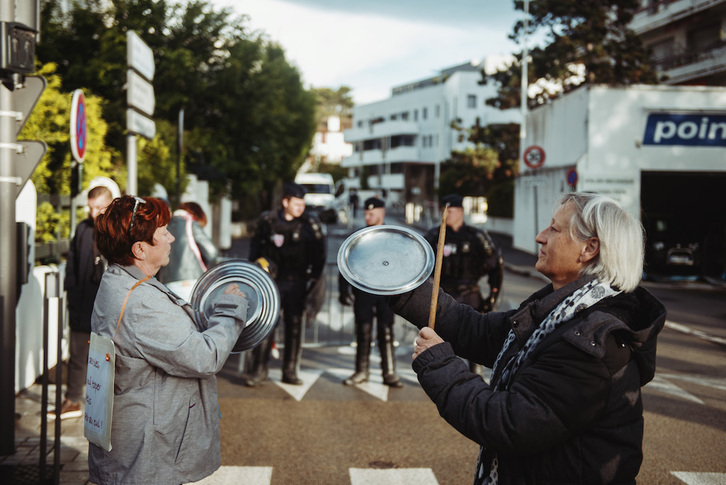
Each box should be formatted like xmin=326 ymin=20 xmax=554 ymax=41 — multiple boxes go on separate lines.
xmin=644 ymin=215 xmax=702 ymax=278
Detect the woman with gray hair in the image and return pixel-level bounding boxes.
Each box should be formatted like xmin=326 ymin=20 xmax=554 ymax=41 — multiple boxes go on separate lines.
xmin=390 ymin=192 xmax=666 ymax=484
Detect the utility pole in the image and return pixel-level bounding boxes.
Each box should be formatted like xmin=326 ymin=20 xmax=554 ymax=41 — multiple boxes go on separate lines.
xmin=0 ymin=0 xmax=44 ymax=455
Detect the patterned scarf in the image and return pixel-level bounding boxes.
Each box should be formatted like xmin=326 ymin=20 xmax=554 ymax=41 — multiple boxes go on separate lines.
xmin=475 ymin=278 xmax=621 ymax=485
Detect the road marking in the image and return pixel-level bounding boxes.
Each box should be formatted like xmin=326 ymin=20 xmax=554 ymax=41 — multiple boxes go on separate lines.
xmin=659 ymin=373 xmax=726 ymax=393
xmin=195 ymin=466 xmax=272 ymax=484
xmin=665 ymin=320 xmax=726 ymax=346
xmin=646 ymin=376 xmax=705 ymax=404
xmin=268 ymin=368 xmax=324 ymax=401
xmin=671 ymin=471 xmax=726 ymax=484
xmin=350 ymin=467 xmax=439 ymax=484
xmin=172 ymin=466 xmax=726 ymax=484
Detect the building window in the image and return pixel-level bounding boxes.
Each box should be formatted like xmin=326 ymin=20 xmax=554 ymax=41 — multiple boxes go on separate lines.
xmin=402 ymin=111 xmax=409 ymax=120
xmin=357 ymin=120 xmax=363 ymax=128
xmin=390 ymin=163 xmax=403 ymax=174
xmin=391 ymin=135 xmax=415 ymax=148
xmin=435 ymin=104 xmax=440 ymax=117
xmin=423 ymin=107 xmax=428 ymax=120
xmin=467 ymin=94 xmax=477 ymax=108
xmin=414 ymin=109 xmax=418 ymax=121
xmin=688 ymin=23 xmax=721 ymax=54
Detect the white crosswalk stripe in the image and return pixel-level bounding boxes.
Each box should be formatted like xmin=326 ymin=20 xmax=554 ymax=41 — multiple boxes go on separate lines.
xmin=350 ymin=467 xmax=439 ymax=484
xmin=671 ymin=471 xmax=726 ymax=484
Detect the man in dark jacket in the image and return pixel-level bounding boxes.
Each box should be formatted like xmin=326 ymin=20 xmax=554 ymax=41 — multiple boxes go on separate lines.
xmin=241 ymin=182 xmax=327 ymax=386
xmin=339 ymin=197 xmax=402 ymax=387
xmin=424 ymin=193 xmax=503 ymax=375
xmin=391 ymin=192 xmax=667 ymax=484
xmin=52 ymin=185 xmax=113 ymax=420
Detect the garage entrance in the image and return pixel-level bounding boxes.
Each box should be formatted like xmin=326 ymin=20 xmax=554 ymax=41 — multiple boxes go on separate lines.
xmin=641 ymin=171 xmax=726 ymax=280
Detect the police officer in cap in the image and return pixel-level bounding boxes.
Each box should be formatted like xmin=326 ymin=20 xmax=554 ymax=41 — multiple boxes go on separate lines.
xmin=424 ymin=193 xmax=503 ymax=374
xmin=339 ymin=197 xmax=403 ymax=387
xmin=242 ymin=182 xmax=327 ymax=386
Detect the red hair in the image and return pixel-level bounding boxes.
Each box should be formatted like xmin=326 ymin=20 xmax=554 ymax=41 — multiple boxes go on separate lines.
xmin=179 ymin=201 xmax=207 ymax=227
xmin=95 ymin=196 xmax=171 ymax=266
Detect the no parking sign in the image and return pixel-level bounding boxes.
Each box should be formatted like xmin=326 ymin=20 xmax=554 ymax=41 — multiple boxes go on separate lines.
xmin=70 ymin=89 xmax=87 ymax=163
xmin=567 ymin=169 xmax=578 ymax=187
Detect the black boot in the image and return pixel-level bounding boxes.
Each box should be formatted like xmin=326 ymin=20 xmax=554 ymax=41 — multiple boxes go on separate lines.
xmin=282 ymin=316 xmax=304 ymax=385
xmin=344 ymin=321 xmax=372 ymax=386
xmin=379 ymin=323 xmax=403 ymax=388
xmin=240 ymin=335 xmax=273 ymax=387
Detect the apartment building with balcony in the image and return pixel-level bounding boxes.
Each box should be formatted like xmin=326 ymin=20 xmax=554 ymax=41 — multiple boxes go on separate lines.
xmin=340 ymin=58 xmax=520 ymax=207
xmin=631 ymin=0 xmax=726 ymax=85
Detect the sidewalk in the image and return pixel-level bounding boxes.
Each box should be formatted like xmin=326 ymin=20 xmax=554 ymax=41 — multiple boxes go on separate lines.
xmin=3 ymin=382 xmax=89 ymax=484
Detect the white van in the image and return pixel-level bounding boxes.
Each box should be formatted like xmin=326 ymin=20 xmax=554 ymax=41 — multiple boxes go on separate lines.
xmin=295 ymin=172 xmax=337 ymax=222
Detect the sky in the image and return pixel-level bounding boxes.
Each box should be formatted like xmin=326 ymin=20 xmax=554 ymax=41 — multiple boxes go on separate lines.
xmin=209 ymin=0 xmax=526 ymax=105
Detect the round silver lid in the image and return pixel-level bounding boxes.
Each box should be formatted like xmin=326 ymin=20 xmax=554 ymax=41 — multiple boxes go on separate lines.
xmin=189 ymin=259 xmax=280 ymax=353
xmin=337 ymin=225 xmax=434 ymax=295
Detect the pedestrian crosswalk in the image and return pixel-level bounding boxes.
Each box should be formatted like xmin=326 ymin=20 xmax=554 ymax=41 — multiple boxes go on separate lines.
xmin=196 ymin=466 xmax=440 ymax=484
xmin=195 ymin=467 xmax=726 ymax=484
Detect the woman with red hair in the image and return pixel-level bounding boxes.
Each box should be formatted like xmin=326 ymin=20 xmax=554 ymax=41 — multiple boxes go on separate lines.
xmin=89 ymin=195 xmax=247 ymax=485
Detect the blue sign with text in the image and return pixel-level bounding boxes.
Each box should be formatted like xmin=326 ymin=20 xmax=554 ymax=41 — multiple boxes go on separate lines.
xmin=643 ymin=113 xmax=726 ymax=147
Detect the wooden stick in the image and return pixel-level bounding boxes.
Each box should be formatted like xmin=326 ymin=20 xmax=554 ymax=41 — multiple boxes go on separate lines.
xmin=428 ymin=203 xmax=449 ymax=329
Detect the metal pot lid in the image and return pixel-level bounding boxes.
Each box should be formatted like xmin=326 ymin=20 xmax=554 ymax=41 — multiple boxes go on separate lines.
xmin=337 ymin=225 xmax=434 ymax=295
xmin=189 ymin=259 xmax=280 ymax=353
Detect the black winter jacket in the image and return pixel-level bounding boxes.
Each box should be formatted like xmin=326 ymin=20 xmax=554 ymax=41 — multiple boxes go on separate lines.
xmin=390 ymin=276 xmax=666 ymax=485
xmin=65 ymin=218 xmax=102 ymax=333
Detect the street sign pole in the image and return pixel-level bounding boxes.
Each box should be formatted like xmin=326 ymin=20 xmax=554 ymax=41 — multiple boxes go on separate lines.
xmin=0 ymin=0 xmax=17 ymax=455
xmin=0 ymin=75 xmax=17 ymax=458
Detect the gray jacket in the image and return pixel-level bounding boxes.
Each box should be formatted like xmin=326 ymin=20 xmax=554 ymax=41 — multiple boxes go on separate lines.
xmin=89 ymin=264 xmax=247 ymax=485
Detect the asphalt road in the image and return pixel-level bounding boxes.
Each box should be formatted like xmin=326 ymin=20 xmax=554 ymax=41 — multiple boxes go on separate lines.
xmin=206 ymin=216 xmax=726 ymax=485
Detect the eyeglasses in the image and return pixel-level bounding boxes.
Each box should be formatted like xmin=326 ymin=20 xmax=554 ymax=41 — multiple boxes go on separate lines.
xmin=128 ymin=196 xmax=147 ymax=238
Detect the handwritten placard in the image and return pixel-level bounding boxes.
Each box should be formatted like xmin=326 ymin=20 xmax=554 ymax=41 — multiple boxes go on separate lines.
xmin=84 ymin=332 xmax=115 ymax=451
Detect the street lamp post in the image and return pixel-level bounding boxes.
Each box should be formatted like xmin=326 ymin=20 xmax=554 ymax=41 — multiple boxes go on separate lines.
xmin=519 ymin=0 xmax=529 ymax=165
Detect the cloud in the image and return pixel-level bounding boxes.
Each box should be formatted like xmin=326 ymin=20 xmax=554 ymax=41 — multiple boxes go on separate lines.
xmin=215 ymin=0 xmax=520 ymax=103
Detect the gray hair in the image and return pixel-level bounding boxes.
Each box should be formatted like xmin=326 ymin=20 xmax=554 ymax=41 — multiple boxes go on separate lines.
xmin=557 ymin=192 xmax=644 ymax=293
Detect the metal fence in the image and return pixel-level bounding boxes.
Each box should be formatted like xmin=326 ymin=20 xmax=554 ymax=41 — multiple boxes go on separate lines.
xmin=293 ymin=261 xmax=418 ymax=350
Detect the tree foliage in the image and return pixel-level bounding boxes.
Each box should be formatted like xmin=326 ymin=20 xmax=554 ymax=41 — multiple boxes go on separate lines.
xmin=36 ymin=0 xmax=316 ymax=217
xmin=485 ymin=0 xmax=658 ymax=110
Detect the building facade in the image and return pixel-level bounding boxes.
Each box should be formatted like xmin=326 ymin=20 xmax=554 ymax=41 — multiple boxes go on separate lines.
xmin=514 ymin=84 xmax=726 ymax=281
xmin=341 ymin=59 xmax=520 ymax=210
xmin=631 ymin=0 xmax=726 ymax=86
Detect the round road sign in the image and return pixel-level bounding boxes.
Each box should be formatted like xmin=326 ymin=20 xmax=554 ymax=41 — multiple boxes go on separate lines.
xmin=567 ymin=169 xmax=578 ymax=187
xmin=70 ymin=89 xmax=87 ymax=163
xmin=523 ymin=145 xmax=545 ymax=169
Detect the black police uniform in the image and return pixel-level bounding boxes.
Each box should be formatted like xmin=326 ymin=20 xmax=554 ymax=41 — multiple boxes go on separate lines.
xmin=242 ymin=183 xmax=326 ymax=386
xmin=338 ymin=197 xmax=402 ymax=387
xmin=424 ymin=194 xmax=503 ymax=374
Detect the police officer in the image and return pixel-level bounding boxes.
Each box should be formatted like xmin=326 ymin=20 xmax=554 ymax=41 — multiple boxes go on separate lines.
xmin=424 ymin=193 xmax=503 ymax=374
xmin=339 ymin=197 xmax=403 ymax=388
xmin=242 ymin=182 xmax=327 ymax=386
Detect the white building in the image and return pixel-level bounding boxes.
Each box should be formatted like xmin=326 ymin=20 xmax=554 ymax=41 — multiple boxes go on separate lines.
xmin=341 ymin=58 xmax=520 ymax=208
xmin=514 ymin=84 xmax=726 ymax=280
xmin=304 ymin=115 xmax=353 ymax=169
xmin=631 ymin=0 xmax=726 ymax=86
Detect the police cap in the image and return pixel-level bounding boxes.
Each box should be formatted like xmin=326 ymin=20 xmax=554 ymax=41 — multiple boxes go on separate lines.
xmin=364 ymin=197 xmax=385 ymax=210
xmin=283 ymin=182 xmax=307 ymax=199
xmin=441 ymin=193 xmax=463 ymax=208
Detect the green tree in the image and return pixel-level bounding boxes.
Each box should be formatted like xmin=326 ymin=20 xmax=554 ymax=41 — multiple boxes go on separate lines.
xmin=311 ymin=86 xmax=354 ymax=125
xmin=485 ymin=0 xmax=658 ymax=110
xmin=37 ymin=0 xmax=316 ymax=217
